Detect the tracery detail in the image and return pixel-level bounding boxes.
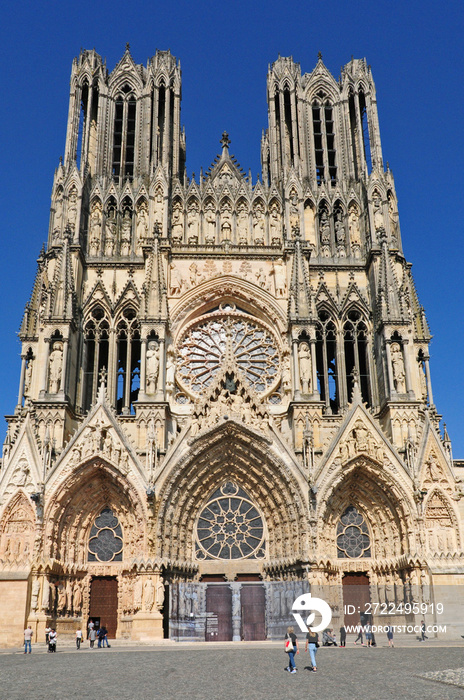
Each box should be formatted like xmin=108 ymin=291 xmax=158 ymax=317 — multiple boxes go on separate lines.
xmin=195 ymin=482 xmax=265 ymax=560
xmin=336 ymin=506 xmax=371 ymax=559
xmin=88 ymin=508 xmax=123 ymax=562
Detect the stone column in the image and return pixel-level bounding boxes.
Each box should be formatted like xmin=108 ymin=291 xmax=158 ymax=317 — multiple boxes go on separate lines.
xmin=230 ymin=583 xmax=242 ymax=642
xmin=158 ymin=337 xmax=165 ymax=396
xmin=309 ymin=338 xmax=319 ymax=399
xmin=17 ymin=354 xmax=27 ymax=409
xmin=385 ymin=340 xmax=394 ymax=398
xmin=424 ymin=354 xmax=434 ymax=406
xmin=140 ymin=338 xmax=147 ymax=395
xmin=402 ymin=340 xmax=414 ymax=398
xmin=61 ymin=338 xmax=69 ymax=396
xmin=292 ymin=338 xmax=300 ymax=399
xmin=39 ymin=339 xmax=50 ymax=396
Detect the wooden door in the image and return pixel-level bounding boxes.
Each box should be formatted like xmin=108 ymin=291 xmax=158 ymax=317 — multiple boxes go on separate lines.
xmin=205 ymin=585 xmax=232 ymax=641
xmin=241 ymin=585 xmax=266 ymax=641
xmin=89 ymin=576 xmax=118 ymax=638
xmin=342 ymin=573 xmax=370 ymax=629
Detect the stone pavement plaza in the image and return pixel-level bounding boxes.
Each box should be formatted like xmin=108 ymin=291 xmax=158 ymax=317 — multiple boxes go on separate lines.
xmin=2 ymin=639 xmax=464 ymax=700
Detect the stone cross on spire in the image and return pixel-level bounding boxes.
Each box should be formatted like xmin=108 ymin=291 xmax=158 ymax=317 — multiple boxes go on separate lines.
xmin=220 ymin=131 xmax=231 ymax=153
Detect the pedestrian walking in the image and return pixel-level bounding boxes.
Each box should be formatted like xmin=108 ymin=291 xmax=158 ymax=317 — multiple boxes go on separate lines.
xmin=340 ymin=625 xmax=346 ymax=647
xmin=284 ymin=626 xmax=299 ymax=673
xmin=305 ymin=629 xmax=319 ymax=672
xmin=101 ymin=624 xmax=110 ymax=648
xmin=365 ymin=622 xmax=372 ymax=647
xmin=48 ymin=629 xmax=57 ymax=652
xmin=420 ymin=620 xmax=428 ymax=641
xmin=75 ymin=628 xmax=83 ymax=649
xmin=89 ymin=627 xmax=96 ymax=648
xmin=386 ymin=625 xmax=394 ymax=647
xmin=23 ymin=626 xmax=33 ymax=654
xmin=354 ymin=624 xmax=364 ymax=645
xmin=45 ymin=626 xmax=51 ymax=645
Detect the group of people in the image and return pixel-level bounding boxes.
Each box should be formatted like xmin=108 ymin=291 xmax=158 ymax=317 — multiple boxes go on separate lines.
xmin=23 ymin=622 xmax=110 ymax=653
xmin=87 ymin=620 xmax=110 ymax=648
xmin=44 ymin=626 xmax=57 ymax=652
xmin=284 ymin=626 xmax=319 ymax=673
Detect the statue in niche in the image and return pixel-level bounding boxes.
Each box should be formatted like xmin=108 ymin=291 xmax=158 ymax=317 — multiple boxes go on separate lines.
xmin=104 ymin=216 xmax=117 ymax=256
xmin=73 ymin=581 xmax=82 ymax=614
xmin=57 ymin=582 xmax=67 ymax=616
xmin=252 ymin=203 xmax=265 ymax=245
xmin=391 ymin=342 xmax=406 ymax=393
xmin=144 ymin=577 xmax=155 ymax=611
xmin=136 ymin=202 xmax=149 ymax=250
xmin=156 ymin=579 xmax=165 ymax=609
xmin=171 ymin=203 xmax=184 ymax=243
xmin=204 ymin=203 xmax=216 ymax=244
xmin=281 ymin=354 xmax=292 ymax=395
xmin=120 ymin=210 xmax=132 ymax=255
xmin=348 ymin=204 xmax=361 ymax=257
xmin=372 ymin=192 xmax=384 ymax=231
xmin=298 ymin=343 xmax=311 ymax=394
xmin=271 ymin=258 xmax=287 ymax=297
xmin=334 ymin=209 xmax=346 ymax=255
xmin=24 ymin=358 xmax=33 ymax=396
xmin=52 ymin=196 xmax=63 ymax=242
xmin=187 ymin=201 xmax=199 ymax=243
xmin=388 ymin=192 xmax=399 ymax=245
xmin=319 ymin=209 xmax=331 ymax=255
xmin=418 ymin=359 xmax=427 ymax=401
xmin=153 ymin=190 xmax=164 ymax=227
xmin=220 ymin=201 xmax=232 ymax=239
xmin=269 ymin=203 xmax=281 ymax=243
xmin=89 ymin=201 xmax=102 ymax=255
xmin=165 ymin=350 xmax=176 ymax=398
xmin=31 ymin=578 xmax=40 ymax=612
xmin=354 ymin=419 xmax=368 ymax=452
xmin=67 ymin=188 xmax=78 ymax=233
xmin=289 ymin=191 xmax=299 ymax=234
xmin=48 ymin=341 xmax=63 ymax=393
xmin=146 ymin=341 xmax=160 ymax=394
xmin=133 ymin=577 xmax=143 ymax=611
xmin=425 ymin=454 xmax=443 ymax=482
xmin=304 ymin=202 xmax=316 ymax=245
xmin=237 ymin=202 xmax=249 ymax=244
xmin=169 ymin=263 xmax=183 ymax=295
xmin=41 ymin=578 xmax=50 ymax=612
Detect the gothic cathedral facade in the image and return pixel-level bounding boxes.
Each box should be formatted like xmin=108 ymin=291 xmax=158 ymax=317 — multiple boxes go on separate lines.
xmin=1 ymin=47 xmax=463 ymax=645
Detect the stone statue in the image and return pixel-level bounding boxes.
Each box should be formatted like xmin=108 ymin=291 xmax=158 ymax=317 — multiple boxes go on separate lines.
xmin=298 ymin=343 xmax=311 ymax=394
xmin=171 ymin=203 xmax=184 ymax=243
xmin=144 ymin=577 xmax=155 ymax=611
xmin=281 ymin=354 xmax=292 ymax=395
xmin=153 ymin=190 xmax=164 ymax=227
xmin=334 ymin=209 xmax=346 ymax=255
xmin=24 ymin=358 xmax=33 ymax=396
xmin=120 ymin=211 xmax=132 ymax=255
xmin=89 ymin=201 xmax=102 ymax=255
xmin=48 ymin=341 xmax=63 ymax=393
xmin=41 ymin=577 xmax=50 ymax=612
xmin=73 ymin=581 xmax=82 ymax=614
xmin=31 ymin=578 xmax=40 ymax=612
xmin=187 ymin=201 xmax=199 ymax=242
xmin=156 ymin=578 xmax=165 ymax=609
xmin=304 ymin=202 xmax=316 ymax=244
xmin=53 ymin=196 xmax=63 ymax=240
xmin=237 ymin=203 xmax=248 ymax=244
xmin=220 ymin=201 xmax=232 ymax=239
xmin=67 ymin=188 xmax=78 ymax=232
xmin=205 ymin=204 xmax=216 ymax=244
xmin=104 ymin=216 xmax=117 ymax=256
xmin=269 ymin=203 xmax=281 ymax=242
xmin=146 ymin=341 xmax=160 ymax=394
xmin=133 ymin=577 xmax=143 ymax=611
xmin=391 ymin=342 xmax=406 ymax=394
xmin=348 ymin=203 xmax=361 ymax=257
xmin=289 ymin=191 xmax=299 ymax=233
xmin=271 ymin=259 xmax=287 ymax=297
xmin=166 ymin=351 xmax=176 ymax=397
xmin=373 ymin=192 xmax=384 ymax=231
xmin=57 ymin=582 xmax=67 ymax=615
xmin=136 ymin=203 xmax=149 ymax=249
xmin=252 ymin=204 xmax=265 ymax=245
xmin=388 ymin=192 xmax=399 ymax=244
xmin=319 ymin=209 xmax=330 ymax=254
xmin=169 ymin=263 xmax=183 ymax=295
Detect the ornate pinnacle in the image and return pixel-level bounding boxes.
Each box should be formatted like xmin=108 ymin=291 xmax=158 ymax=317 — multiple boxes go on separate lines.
xmin=317 ymin=51 xmax=323 ymax=61
xmin=125 ymin=42 xmax=131 ymax=53
xmin=220 ymin=131 xmax=231 ymax=151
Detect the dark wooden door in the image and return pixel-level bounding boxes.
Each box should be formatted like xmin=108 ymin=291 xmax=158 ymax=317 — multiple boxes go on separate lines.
xmin=205 ymin=585 xmax=232 ymax=641
xmin=89 ymin=576 xmax=118 ymax=638
xmin=241 ymin=584 xmax=266 ymax=641
xmin=342 ymin=573 xmax=370 ymax=629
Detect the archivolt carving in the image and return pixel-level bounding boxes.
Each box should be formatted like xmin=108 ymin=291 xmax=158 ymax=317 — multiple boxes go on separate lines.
xmin=0 ymin=491 xmax=35 ymax=564
xmin=156 ymin=423 xmax=307 ymax=563
xmin=44 ymin=460 xmax=146 ymax=566
xmin=424 ymin=490 xmax=460 ymax=551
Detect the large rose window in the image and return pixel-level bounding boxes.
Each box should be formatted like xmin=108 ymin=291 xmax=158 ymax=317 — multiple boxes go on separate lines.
xmin=336 ymin=506 xmax=371 ymax=559
xmin=176 ymin=309 xmax=280 ymax=396
xmin=196 ymin=482 xmax=266 ymax=560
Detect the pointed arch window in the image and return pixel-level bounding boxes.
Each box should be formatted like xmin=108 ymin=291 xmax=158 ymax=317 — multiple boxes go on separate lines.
xmin=343 ymin=310 xmax=370 ymax=406
xmin=312 ymin=97 xmax=337 ymax=185
xmin=112 ymin=85 xmax=137 ymax=183
xmin=315 ymin=310 xmax=338 ymax=413
xmin=116 ymin=307 xmax=140 ymax=414
xmin=337 ymin=506 xmax=371 ymax=558
xmin=83 ymin=306 xmax=110 ymax=412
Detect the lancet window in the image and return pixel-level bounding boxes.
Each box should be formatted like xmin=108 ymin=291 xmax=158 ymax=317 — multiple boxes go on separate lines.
xmin=83 ymin=306 xmax=110 ymax=412
xmin=343 ymin=310 xmax=370 ymax=405
xmin=312 ymin=96 xmax=337 ymax=185
xmin=116 ymin=307 xmax=140 ymax=414
xmin=348 ymin=88 xmax=372 ymax=176
xmin=112 ymin=84 xmax=137 ymax=182
xmin=337 ymin=506 xmax=371 ymax=559
xmin=315 ymin=311 xmax=338 ymax=413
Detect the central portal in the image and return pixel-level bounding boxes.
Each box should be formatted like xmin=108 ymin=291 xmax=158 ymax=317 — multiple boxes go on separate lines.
xmin=89 ymin=576 xmax=118 ymax=638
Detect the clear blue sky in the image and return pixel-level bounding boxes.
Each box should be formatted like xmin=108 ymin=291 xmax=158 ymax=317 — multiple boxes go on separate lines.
xmin=1 ymin=1 xmax=463 ymax=453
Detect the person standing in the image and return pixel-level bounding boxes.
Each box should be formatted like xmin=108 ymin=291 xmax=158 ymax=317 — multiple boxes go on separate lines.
xmin=24 ymin=626 xmax=33 ymax=654
xmin=45 ymin=626 xmax=51 ymax=645
xmin=305 ymin=628 xmax=319 ymax=672
xmin=89 ymin=627 xmax=96 ymax=648
xmin=48 ymin=629 xmax=57 ymax=652
xmin=101 ymin=624 xmax=110 ymax=648
xmin=87 ymin=619 xmax=94 ymax=640
xmin=340 ymin=625 xmax=346 ymax=647
xmin=75 ymin=628 xmax=83 ymax=649
xmin=284 ymin=626 xmax=299 ymax=673
xmin=386 ymin=625 xmax=394 ymax=647
xmin=365 ymin=622 xmax=372 ymax=647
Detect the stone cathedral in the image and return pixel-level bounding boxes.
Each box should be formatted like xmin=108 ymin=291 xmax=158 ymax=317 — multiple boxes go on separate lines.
xmin=1 ymin=47 xmax=463 ymax=646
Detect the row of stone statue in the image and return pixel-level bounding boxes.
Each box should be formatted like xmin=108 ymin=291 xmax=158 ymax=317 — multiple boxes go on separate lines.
xmin=190 ymin=389 xmax=270 ymax=437
xmin=30 ymin=577 xmax=83 ymax=616
xmin=87 ymin=200 xmax=155 ymax=256
xmin=120 ymin=575 xmax=165 ymax=615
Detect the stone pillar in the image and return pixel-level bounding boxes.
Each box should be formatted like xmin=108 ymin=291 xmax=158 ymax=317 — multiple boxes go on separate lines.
xmin=385 ymin=340 xmax=394 ymax=398
xmin=17 ymin=354 xmax=27 ymax=409
xmin=158 ymin=337 xmax=165 ymax=396
xmin=309 ymin=339 xmax=319 ymax=399
xmin=402 ymin=340 xmax=414 ymax=398
xmin=292 ymin=338 xmax=300 ymax=399
xmin=39 ymin=339 xmax=50 ymax=396
xmin=424 ymin=354 xmax=434 ymax=406
xmin=61 ymin=338 xmax=69 ymax=396
xmin=231 ymin=582 xmax=242 ymax=642
xmin=140 ymin=338 xmax=147 ymax=395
